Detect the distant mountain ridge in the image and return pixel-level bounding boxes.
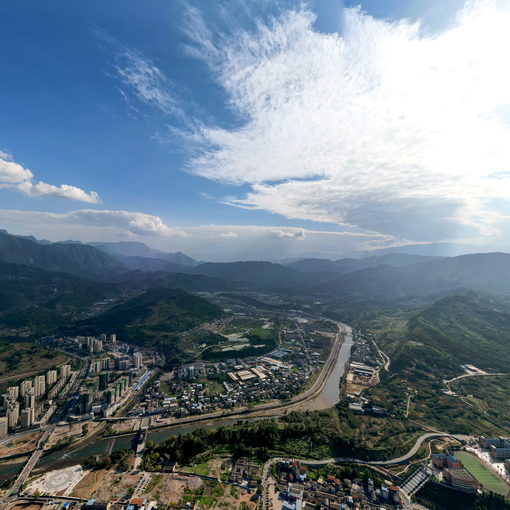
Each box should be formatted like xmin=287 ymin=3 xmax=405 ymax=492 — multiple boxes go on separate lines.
xmin=287 ymin=253 xmax=438 ymax=274
xmin=90 ymin=241 xmax=198 ymax=267
xmin=0 ymin=230 xmax=123 ymax=279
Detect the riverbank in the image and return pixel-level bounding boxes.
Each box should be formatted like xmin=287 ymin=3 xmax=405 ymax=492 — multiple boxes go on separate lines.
xmin=0 ymin=322 xmax=352 ymax=484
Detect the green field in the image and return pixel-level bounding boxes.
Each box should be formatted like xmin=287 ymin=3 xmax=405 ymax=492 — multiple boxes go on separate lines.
xmin=455 ymin=451 xmax=510 ymax=496
xmin=251 ymin=326 xmax=273 ymax=339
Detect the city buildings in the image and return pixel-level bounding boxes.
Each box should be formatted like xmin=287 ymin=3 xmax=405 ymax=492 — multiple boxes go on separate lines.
xmin=6 ymin=401 xmax=19 ymax=430
xmin=34 ymin=375 xmax=46 ymax=398
xmin=1 ymin=364 xmax=71 ymax=431
xmin=20 ymin=380 xmax=32 ymax=397
xmin=480 ymin=437 xmax=510 ymax=460
xmin=133 ymin=352 xmax=143 ymax=369
xmin=46 ymin=369 xmax=58 ymax=386
xmin=0 ymin=416 xmax=8 ymax=437
xmin=443 ymin=468 xmax=479 ymax=493
xmin=60 ymin=364 xmax=71 ymax=379
xmin=432 ymin=454 xmax=463 ymax=469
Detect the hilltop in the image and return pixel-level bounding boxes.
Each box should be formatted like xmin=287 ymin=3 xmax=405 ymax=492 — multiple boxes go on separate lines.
xmin=66 ymin=287 xmax=224 ymax=363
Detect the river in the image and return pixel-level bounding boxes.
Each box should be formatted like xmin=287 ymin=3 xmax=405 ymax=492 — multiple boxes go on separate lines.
xmin=0 ymin=323 xmax=352 ymax=482
xmin=296 ymin=323 xmax=352 ymax=411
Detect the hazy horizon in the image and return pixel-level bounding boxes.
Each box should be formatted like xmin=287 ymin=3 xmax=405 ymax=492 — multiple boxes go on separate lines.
xmin=2 ymin=0 xmax=510 ymax=260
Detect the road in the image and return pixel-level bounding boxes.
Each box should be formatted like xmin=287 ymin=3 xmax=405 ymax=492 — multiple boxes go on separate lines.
xmin=444 ymin=372 xmax=506 ymax=385
xmin=0 ymin=358 xmax=71 ymax=385
xmin=373 ymin=340 xmax=391 ymax=372
xmin=104 ymin=321 xmax=349 ymax=432
xmin=0 ymin=425 xmax=56 ymax=509
xmin=260 ymin=432 xmax=472 ymax=510
xmin=0 ymin=362 xmax=87 ymax=508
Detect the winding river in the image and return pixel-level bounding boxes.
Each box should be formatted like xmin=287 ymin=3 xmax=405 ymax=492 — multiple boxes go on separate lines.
xmin=0 ymin=323 xmax=353 ymax=482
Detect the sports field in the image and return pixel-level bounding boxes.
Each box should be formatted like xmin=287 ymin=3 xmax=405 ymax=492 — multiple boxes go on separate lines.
xmin=454 ymin=451 xmax=509 ymax=496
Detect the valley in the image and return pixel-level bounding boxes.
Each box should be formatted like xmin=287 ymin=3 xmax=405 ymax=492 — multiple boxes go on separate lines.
xmin=2 ymin=232 xmax=510 ymax=510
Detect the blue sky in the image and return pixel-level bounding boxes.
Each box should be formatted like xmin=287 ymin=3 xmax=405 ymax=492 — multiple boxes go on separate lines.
xmin=1 ymin=0 xmax=510 ymax=260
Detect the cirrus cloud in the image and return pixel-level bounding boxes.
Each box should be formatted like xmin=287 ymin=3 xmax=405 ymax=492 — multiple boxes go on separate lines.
xmin=179 ymin=0 xmax=510 ymax=244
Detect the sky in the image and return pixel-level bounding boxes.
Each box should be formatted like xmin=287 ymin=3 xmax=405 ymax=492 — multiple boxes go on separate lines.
xmin=1 ymin=0 xmax=510 ymax=261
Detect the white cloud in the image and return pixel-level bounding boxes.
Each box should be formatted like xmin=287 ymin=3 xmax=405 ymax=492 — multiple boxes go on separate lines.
xmin=97 ymin=26 xmax=187 ymax=121
xmin=0 ymin=152 xmax=100 ymax=203
xmin=0 ymin=211 xmax=397 ymax=260
xmin=115 ymin=47 xmax=181 ymax=116
xmin=268 ymin=229 xmax=306 ymax=240
xmin=213 ymin=231 xmax=239 ymax=239
xmin=150 ymin=224 xmax=396 ymax=261
xmin=179 ymin=0 xmax=510 ymax=243
xmin=0 ymin=151 xmax=34 ymax=183
xmin=0 ymin=209 xmax=180 ymax=238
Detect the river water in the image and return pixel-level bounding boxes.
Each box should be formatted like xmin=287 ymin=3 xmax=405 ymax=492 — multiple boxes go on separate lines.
xmin=296 ymin=323 xmax=353 ymax=411
xmin=0 ymin=324 xmax=352 ymax=482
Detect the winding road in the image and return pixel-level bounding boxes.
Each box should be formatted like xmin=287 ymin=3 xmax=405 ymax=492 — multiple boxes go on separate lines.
xmin=444 ymin=371 xmax=506 ymax=385
xmin=373 ymin=340 xmax=390 ymax=372
xmin=261 ymin=432 xmax=472 ymax=510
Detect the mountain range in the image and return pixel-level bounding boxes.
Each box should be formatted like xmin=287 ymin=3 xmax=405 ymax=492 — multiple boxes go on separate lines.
xmin=5 ymin=228 xmax=510 ymax=342
xmin=5 ymin=230 xmax=510 ymax=299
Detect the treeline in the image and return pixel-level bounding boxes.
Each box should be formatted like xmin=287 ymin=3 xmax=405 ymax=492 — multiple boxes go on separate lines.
xmin=83 ymin=448 xmax=131 ymax=471
xmin=418 ymin=481 xmax=510 ymax=510
xmin=142 ymin=411 xmax=414 ymax=471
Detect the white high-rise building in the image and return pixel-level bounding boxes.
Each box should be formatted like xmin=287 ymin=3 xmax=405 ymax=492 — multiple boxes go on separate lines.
xmin=110 ymin=333 xmax=116 ymax=343
xmin=20 ymin=380 xmax=31 ymax=398
xmin=46 ymin=370 xmax=58 ymax=386
xmin=0 ymin=416 xmax=8 ymax=438
xmin=34 ymin=375 xmax=46 ymax=398
xmin=20 ymin=380 xmax=33 ymax=398
xmin=133 ymin=352 xmax=143 ymax=369
xmin=7 ymin=386 xmax=19 ymax=400
xmin=7 ymin=401 xmax=19 ymax=430
xmin=60 ymin=364 xmax=71 ymax=379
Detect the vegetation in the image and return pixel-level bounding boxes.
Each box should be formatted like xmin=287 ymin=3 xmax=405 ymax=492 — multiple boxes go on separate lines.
xmin=65 ymin=287 xmax=224 ymax=365
xmin=417 ymin=482 xmax=510 ymax=510
xmin=142 ymin=411 xmax=424 ymax=471
xmin=0 ymin=262 xmax=117 ymax=338
xmin=0 ymin=230 xmax=122 ymax=279
xmin=0 ymin=342 xmax=67 ymax=390
xmin=364 ymin=293 xmax=510 ymax=434
xmin=82 ymin=449 xmax=131 ymax=471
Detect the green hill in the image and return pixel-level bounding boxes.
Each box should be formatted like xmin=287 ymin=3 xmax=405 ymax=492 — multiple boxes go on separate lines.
xmin=366 ymin=293 xmax=510 ymax=434
xmin=407 ymin=294 xmax=510 ymax=371
xmin=67 ymin=287 xmax=224 ymax=363
xmin=0 ymin=262 xmax=116 ymax=336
